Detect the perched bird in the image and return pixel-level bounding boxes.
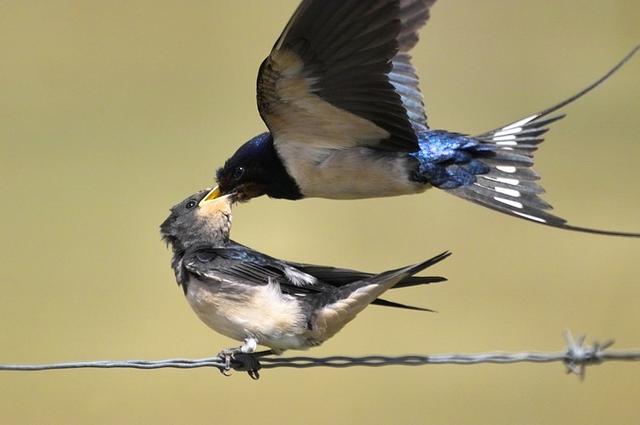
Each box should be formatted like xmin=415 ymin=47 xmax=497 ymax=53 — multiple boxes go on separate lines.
xmin=209 ymin=0 xmax=640 ymax=237
xmin=160 ymin=188 xmax=450 ymax=367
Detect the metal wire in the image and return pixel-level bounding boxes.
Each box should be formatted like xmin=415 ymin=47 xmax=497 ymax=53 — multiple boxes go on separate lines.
xmin=1 ymin=331 xmax=639 ymax=379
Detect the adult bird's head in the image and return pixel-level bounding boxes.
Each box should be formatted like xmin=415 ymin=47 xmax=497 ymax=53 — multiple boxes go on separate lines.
xmin=214 ymin=132 xmax=302 ymax=202
xmin=160 ymin=188 xmax=233 ymax=253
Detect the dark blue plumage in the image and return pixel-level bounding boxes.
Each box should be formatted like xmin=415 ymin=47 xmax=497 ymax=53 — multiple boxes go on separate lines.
xmin=410 ymin=131 xmax=492 ymax=189
xmin=217 ymin=133 xmax=302 ymax=201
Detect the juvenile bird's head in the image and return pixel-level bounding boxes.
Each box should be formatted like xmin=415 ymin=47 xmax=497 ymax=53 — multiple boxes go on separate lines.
xmin=160 ymin=188 xmax=233 ymax=253
xmin=214 ymin=132 xmax=302 ymax=202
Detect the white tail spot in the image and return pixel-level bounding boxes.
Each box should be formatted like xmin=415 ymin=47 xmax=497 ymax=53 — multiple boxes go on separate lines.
xmin=496 ymin=166 xmax=517 ymax=173
xmin=514 ymin=211 xmax=547 ymax=223
xmin=502 ymin=114 xmax=539 ymax=131
xmin=493 ymin=135 xmax=517 ymax=141
xmin=497 ymin=177 xmax=520 ymax=185
xmin=494 ymin=196 xmax=523 ymax=209
xmin=495 ymin=187 xmax=521 ymax=198
xmin=483 ymin=176 xmax=521 ymax=186
xmin=494 ymin=127 xmax=522 ymax=137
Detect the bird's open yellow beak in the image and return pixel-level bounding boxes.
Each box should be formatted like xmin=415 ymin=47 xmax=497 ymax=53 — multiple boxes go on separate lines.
xmin=199 ymin=186 xmax=222 ymax=206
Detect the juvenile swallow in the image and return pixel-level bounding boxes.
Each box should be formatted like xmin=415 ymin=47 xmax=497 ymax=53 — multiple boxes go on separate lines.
xmin=210 ymin=0 xmax=639 ymax=237
xmin=160 ymin=189 xmax=450 ymax=365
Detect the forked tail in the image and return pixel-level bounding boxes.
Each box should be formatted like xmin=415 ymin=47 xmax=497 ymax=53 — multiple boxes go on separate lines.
xmin=446 ymin=45 xmax=640 ymax=237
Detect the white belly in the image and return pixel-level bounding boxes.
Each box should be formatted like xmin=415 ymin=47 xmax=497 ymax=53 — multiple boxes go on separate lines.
xmin=276 ymin=144 xmax=428 ymax=199
xmin=184 ymin=278 xmax=310 ymax=350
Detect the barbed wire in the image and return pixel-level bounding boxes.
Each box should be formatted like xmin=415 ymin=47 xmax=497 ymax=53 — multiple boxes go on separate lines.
xmin=1 ymin=331 xmax=639 ymax=380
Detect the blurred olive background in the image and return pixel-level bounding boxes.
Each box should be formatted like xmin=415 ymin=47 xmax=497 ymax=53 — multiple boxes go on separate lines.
xmin=1 ymin=1 xmax=639 ymax=424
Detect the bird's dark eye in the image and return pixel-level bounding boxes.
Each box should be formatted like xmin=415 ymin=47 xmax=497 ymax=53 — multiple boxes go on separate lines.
xmin=185 ymin=200 xmax=197 ymax=209
xmin=232 ymin=166 xmax=245 ymax=181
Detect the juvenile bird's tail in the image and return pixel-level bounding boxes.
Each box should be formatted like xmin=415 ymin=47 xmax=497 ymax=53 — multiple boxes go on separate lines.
xmin=446 ymin=45 xmax=640 ymax=237
xmin=310 ymin=252 xmax=451 ymax=341
xmin=295 ymin=262 xmax=447 ymax=312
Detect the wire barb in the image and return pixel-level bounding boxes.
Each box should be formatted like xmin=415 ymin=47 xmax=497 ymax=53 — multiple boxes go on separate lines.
xmin=562 ymin=330 xmax=614 ymax=380
xmin=1 ymin=331 xmax=639 ymax=380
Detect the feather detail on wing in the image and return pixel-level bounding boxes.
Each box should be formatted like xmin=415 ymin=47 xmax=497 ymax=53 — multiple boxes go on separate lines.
xmin=257 ymin=0 xmax=436 ymax=152
xmin=180 ymin=244 xmax=448 ymax=311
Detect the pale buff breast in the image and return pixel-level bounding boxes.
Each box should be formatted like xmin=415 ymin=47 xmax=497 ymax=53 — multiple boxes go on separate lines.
xmin=276 ymin=144 xmax=428 ymax=199
xmin=184 ymin=278 xmax=310 ymax=350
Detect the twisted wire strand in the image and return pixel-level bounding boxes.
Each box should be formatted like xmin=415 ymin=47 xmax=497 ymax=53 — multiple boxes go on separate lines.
xmin=1 ymin=332 xmax=639 ymax=378
xmin=0 ymin=358 xmax=226 ymax=371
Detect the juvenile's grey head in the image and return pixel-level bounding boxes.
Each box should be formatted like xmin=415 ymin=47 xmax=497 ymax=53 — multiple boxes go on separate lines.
xmin=160 ymin=188 xmax=233 ymax=253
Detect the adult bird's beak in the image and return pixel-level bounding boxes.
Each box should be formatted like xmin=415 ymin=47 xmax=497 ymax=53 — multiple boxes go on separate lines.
xmin=199 ymin=186 xmax=222 ymax=206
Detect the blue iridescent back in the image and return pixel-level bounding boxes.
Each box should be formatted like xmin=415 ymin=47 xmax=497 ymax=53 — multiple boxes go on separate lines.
xmin=410 ymin=131 xmax=492 ymax=189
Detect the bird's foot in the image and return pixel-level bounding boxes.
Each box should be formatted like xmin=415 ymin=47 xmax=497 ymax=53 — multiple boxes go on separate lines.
xmin=231 ymin=352 xmax=262 ymax=380
xmin=217 ymin=340 xmax=264 ymax=380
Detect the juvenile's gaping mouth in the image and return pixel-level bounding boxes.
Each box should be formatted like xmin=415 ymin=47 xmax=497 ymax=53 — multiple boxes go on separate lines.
xmin=198 ymin=187 xmax=241 ymax=209
xmin=198 ymin=186 xmax=222 ymax=206
xmin=201 ymin=182 xmax=264 ymax=205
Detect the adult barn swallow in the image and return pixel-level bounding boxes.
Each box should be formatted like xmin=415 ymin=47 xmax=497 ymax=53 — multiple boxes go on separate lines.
xmin=211 ymin=0 xmax=639 ymax=237
xmin=160 ymin=189 xmax=450 ymax=358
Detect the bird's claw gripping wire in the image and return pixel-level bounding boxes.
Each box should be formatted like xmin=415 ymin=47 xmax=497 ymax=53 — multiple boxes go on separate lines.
xmin=231 ymin=353 xmax=262 ymax=380
xmin=216 ymin=349 xmax=263 ymax=380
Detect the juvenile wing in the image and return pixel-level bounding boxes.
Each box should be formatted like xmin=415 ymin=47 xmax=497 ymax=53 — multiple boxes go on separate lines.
xmin=182 ymin=247 xmax=326 ymax=296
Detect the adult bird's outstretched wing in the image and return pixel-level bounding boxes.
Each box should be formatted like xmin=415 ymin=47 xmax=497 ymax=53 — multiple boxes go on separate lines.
xmin=257 ymin=0 xmax=435 ymax=152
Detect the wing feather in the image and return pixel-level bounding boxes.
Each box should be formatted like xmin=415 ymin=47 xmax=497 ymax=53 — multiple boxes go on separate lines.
xmin=257 ymin=0 xmax=436 ymax=152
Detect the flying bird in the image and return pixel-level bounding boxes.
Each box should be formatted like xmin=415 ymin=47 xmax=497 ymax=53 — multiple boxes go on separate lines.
xmin=209 ymin=0 xmax=639 ymax=237
xmin=160 ymin=188 xmax=450 ymax=374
